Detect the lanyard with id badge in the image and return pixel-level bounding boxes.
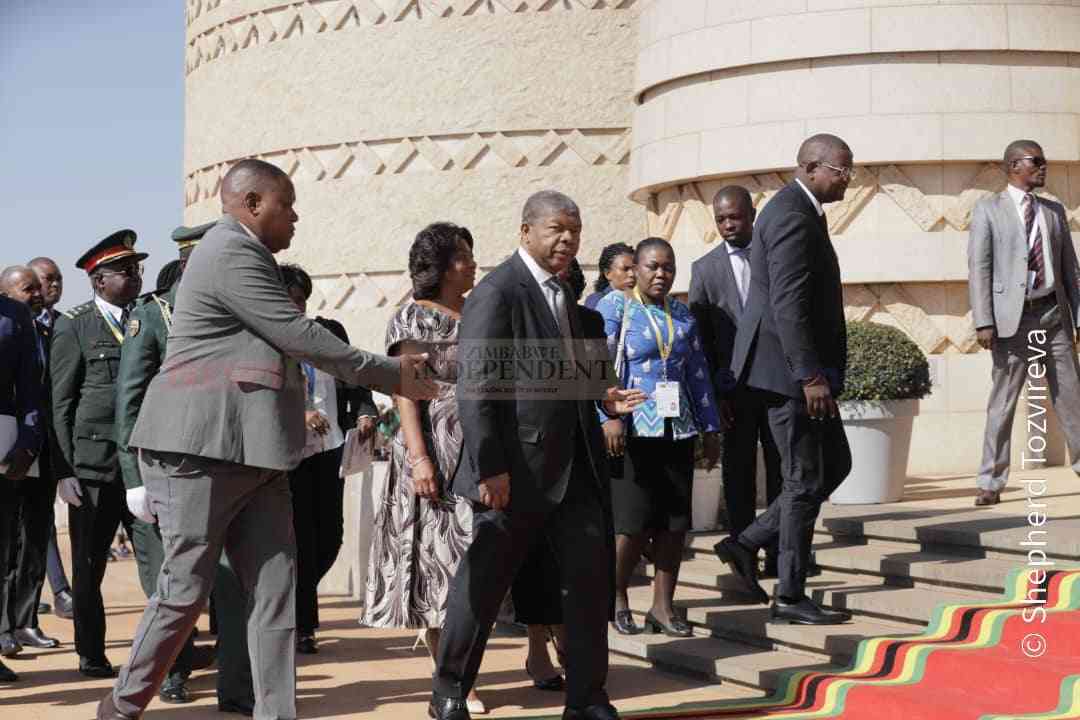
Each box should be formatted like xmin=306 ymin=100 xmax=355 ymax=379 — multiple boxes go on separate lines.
xmin=633 ymin=288 xmax=680 ymax=418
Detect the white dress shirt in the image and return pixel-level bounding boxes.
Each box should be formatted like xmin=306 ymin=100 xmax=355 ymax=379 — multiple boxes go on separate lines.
xmin=94 ymin=294 xmax=126 ymax=326
xmin=517 ymin=247 xmax=559 ymax=324
xmin=796 ymin=178 xmax=825 ymax=217
xmin=1006 ymin=183 xmax=1055 ymax=299
xmin=725 ymin=242 xmax=751 ymax=308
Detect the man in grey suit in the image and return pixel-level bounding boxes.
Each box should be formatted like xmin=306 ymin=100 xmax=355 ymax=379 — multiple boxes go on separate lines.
xmin=97 ymin=159 xmax=437 ymax=720
xmin=969 ymin=139 xmax=1080 ymax=507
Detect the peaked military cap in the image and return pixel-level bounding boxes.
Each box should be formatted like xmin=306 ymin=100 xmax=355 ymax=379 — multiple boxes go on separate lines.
xmin=170 ymin=221 xmax=217 ymax=251
xmin=75 ymin=229 xmax=148 ymax=273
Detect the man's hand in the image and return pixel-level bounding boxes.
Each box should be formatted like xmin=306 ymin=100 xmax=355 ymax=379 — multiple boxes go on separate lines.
xmin=803 ymin=374 xmax=838 ymax=420
xmin=718 ymin=397 xmax=735 ymax=432
xmin=602 ymin=419 xmax=625 ymax=458
xmin=126 ymin=486 xmax=155 ymax=524
xmin=57 ymin=477 xmax=83 ymax=507
xmin=355 ymin=415 xmax=377 ymax=441
xmin=395 ymin=354 xmax=439 ymax=401
xmin=602 ymin=387 xmax=647 ymax=416
xmin=478 ymin=472 xmax=510 ymax=511
xmin=2 ymin=449 xmax=35 ymax=481
xmin=410 ymin=456 xmax=440 ymax=500
xmin=977 ymin=327 xmax=995 ymax=350
xmin=702 ymin=432 xmax=721 ymax=471
xmin=305 ymin=410 xmax=330 ymax=436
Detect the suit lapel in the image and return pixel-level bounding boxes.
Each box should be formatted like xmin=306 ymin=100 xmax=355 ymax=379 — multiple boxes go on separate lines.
xmin=997 ymin=191 xmax=1026 ymax=251
xmin=715 ymin=245 xmax=743 ymax=317
xmin=510 ymin=252 xmax=560 ymax=338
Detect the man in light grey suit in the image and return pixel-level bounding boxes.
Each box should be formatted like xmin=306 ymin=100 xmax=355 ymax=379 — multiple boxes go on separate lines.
xmin=969 ymin=139 xmax=1080 ymax=507
xmin=97 ymin=159 xmax=437 ymax=720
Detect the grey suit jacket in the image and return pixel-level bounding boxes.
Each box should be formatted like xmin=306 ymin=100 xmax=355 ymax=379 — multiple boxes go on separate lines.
xmin=968 ymin=190 xmax=1080 ymax=340
xmin=129 ymin=215 xmax=400 ymax=471
xmin=689 ymin=243 xmax=743 ymax=396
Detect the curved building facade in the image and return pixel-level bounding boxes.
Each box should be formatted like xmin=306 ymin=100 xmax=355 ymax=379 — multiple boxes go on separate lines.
xmin=183 ymin=0 xmax=642 ymax=344
xmin=630 ymin=0 xmax=1080 ymax=474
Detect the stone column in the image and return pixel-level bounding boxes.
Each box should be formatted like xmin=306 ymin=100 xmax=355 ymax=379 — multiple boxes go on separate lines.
xmin=630 ymin=0 xmax=1080 ymax=475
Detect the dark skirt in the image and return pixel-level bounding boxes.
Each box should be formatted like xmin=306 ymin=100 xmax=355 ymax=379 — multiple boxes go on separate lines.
xmin=612 ymin=429 xmax=696 ymax=535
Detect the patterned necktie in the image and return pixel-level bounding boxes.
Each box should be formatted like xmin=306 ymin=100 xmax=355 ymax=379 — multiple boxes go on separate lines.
xmin=1024 ymin=193 xmax=1045 ymax=290
xmin=545 ymin=277 xmax=568 ymax=336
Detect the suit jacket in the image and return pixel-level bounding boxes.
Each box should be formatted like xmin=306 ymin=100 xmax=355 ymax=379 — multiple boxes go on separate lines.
xmin=452 ymin=252 xmax=608 ymax=511
xmin=689 ymin=243 xmax=744 ymax=397
xmin=968 ymin=190 xmax=1080 ymax=339
xmin=731 ymin=182 xmax=847 ymax=400
xmin=50 ymin=299 xmax=124 ymax=482
xmin=0 ymin=296 xmax=43 ymax=464
xmin=312 ymin=316 xmax=378 ymax=432
xmin=128 ymin=214 xmax=400 ymax=471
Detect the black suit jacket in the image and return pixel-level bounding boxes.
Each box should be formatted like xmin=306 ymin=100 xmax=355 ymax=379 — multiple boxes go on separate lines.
xmin=453 ymin=252 xmax=607 ymax=511
xmin=689 ymin=243 xmax=743 ymax=398
xmin=731 ymin=182 xmax=847 ymax=400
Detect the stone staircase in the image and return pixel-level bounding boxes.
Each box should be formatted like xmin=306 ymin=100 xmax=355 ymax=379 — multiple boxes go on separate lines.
xmin=608 ymin=489 xmax=1080 ymax=694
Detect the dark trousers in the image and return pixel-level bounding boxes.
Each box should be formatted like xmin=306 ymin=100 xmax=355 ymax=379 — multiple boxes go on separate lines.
xmin=723 ymin=388 xmax=782 ymax=556
xmin=738 ymin=391 xmax=851 ymax=600
xmin=511 ymin=541 xmax=564 ymax=626
xmin=0 ymin=481 xmax=15 ymax=633
xmin=69 ymin=480 xmax=132 ymax=661
xmin=2 ymin=471 xmax=57 ymax=633
xmin=289 ymin=445 xmax=345 ymax=635
xmin=435 ymin=453 xmax=611 ymax=708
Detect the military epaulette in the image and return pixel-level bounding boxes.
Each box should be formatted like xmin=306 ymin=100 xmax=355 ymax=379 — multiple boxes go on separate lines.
xmin=60 ymin=301 xmax=94 ymax=319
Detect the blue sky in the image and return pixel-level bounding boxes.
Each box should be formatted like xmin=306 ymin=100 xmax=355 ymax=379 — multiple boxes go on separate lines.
xmin=0 ymin=1 xmax=185 ymax=305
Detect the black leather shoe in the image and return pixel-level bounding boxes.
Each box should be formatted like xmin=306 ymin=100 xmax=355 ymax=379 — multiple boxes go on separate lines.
xmin=563 ymin=702 xmax=620 ymax=720
xmin=218 ymin=699 xmax=255 ymax=716
xmin=0 ymin=659 xmax=17 ymax=682
xmin=643 ymin=611 xmax=693 ymax=638
xmin=15 ymin=627 xmax=60 ymax=649
xmin=428 ymin=692 xmax=471 ymax=720
xmin=296 ymin=634 xmax=318 ymax=654
xmin=713 ymin=537 xmax=769 ymax=604
xmin=612 ymin=610 xmax=641 ymax=635
xmin=79 ymin=656 xmax=118 ymax=678
xmin=0 ymin=633 xmax=21 ymax=657
xmin=158 ymin=673 xmax=192 ymax=704
xmin=96 ymin=691 xmax=138 ymax=719
xmin=526 ymin=660 xmax=565 ymax=691
xmin=770 ymin=597 xmax=852 ymax=625
xmin=54 ymin=590 xmax=74 ymax=620
xmin=37 ymin=601 xmax=51 ymax=615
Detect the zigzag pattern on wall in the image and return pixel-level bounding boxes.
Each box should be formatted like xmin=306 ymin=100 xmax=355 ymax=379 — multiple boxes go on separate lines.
xmin=184 ymin=0 xmax=638 ymax=74
xmin=184 ymin=127 xmax=631 ymax=206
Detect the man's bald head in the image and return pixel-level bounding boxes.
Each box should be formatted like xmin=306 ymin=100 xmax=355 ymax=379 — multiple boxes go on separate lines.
xmin=712 ymin=185 xmax=753 ymax=215
xmin=796 ymin=134 xmax=852 ymax=167
xmin=712 ymin=186 xmax=756 ymax=248
xmin=0 ymin=265 xmax=44 ymax=314
xmin=221 ymin=159 xmax=291 ymax=206
xmin=220 ymin=158 xmax=298 ymax=253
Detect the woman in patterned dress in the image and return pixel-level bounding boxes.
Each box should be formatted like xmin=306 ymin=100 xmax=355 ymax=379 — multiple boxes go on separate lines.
xmin=596 ymin=237 xmax=722 ymax=638
xmin=360 ymin=222 xmax=486 ymax=712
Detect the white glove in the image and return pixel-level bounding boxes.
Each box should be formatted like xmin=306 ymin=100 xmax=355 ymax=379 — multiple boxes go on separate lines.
xmin=57 ymin=477 xmax=83 ymax=507
xmin=126 ymin=486 xmax=155 ymax=524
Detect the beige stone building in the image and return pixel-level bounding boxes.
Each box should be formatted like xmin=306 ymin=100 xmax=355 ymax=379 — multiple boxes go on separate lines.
xmin=183 ymin=0 xmax=1080 ymax=476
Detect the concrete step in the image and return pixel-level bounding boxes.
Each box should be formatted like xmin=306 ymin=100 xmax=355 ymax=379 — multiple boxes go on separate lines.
xmin=642 ymin=555 xmax=998 ymax=625
xmin=627 ymin=583 xmax=920 ymax=664
xmin=608 ymin=627 xmax=838 ymax=691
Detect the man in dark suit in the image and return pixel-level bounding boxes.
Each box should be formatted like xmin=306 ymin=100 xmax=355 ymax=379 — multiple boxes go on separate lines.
xmin=431 ymin=191 xmax=643 ymax=720
xmin=689 ymin=187 xmax=782 ymax=577
xmin=0 ymin=266 xmax=60 ymax=656
xmin=0 ymin=289 xmax=44 ymax=682
xmin=715 ymin=134 xmax=855 ymax=626
xmin=27 ymin=257 xmax=74 ymax=621
xmin=52 ymin=233 xmax=146 ymax=677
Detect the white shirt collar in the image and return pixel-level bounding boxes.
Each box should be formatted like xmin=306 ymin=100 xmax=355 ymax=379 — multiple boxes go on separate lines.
xmin=236 ymin=218 xmax=260 ymax=241
xmin=37 ymin=309 xmax=53 ymax=327
xmin=1007 ymin=183 xmax=1034 ymax=207
xmin=517 ymin=247 xmax=555 ymax=287
xmin=93 ymin=294 xmax=125 ymax=323
xmin=795 ymin=178 xmax=825 ymax=217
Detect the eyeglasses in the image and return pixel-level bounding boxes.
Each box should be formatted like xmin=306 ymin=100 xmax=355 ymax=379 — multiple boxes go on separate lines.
xmin=1014 ymin=155 xmax=1048 ymax=168
xmin=98 ymin=263 xmax=143 ymax=279
xmin=817 ymin=162 xmax=857 ymax=181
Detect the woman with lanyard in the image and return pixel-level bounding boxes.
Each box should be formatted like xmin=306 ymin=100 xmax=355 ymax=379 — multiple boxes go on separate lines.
xmin=596 ymin=237 xmax=721 ymax=637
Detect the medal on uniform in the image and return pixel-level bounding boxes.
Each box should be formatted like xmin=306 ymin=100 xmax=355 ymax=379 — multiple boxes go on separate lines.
xmin=127 ymin=318 xmax=141 ymax=337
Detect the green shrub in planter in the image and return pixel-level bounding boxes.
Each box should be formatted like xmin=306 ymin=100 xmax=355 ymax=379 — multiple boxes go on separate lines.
xmin=838 ymin=321 xmax=932 ymax=402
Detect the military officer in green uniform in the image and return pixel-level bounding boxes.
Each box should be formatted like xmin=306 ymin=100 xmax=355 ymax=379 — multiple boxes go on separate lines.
xmin=51 ymin=230 xmax=145 ymax=678
xmin=115 ymin=223 xmax=255 ymax=714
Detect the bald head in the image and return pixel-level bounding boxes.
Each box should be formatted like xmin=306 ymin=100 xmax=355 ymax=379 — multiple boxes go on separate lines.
xmin=794 ymin=133 xmax=854 ymax=204
xmin=712 ymin=186 xmax=756 ymax=248
xmin=796 ymin=134 xmax=852 ymax=167
xmin=221 ymin=159 xmax=291 ymax=206
xmin=712 ymin=185 xmax=753 ymax=214
xmin=220 ymin=158 xmax=298 ymax=253
xmin=1 ymin=265 xmax=44 ymax=315
xmin=522 ymin=190 xmax=580 ymax=226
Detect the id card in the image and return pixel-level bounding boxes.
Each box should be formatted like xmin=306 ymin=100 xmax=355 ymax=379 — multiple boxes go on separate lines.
xmin=655 ymin=381 xmax=680 ymax=418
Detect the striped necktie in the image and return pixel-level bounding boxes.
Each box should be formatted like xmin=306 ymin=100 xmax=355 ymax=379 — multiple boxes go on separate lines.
xmin=1024 ymin=193 xmax=1045 ymax=290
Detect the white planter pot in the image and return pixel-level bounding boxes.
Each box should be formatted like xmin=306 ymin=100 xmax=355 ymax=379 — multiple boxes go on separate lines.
xmin=830 ymin=400 xmax=917 ymax=504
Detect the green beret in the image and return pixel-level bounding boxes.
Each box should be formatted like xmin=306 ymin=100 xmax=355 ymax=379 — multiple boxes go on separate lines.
xmin=171 ymin=221 xmax=217 ymax=248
